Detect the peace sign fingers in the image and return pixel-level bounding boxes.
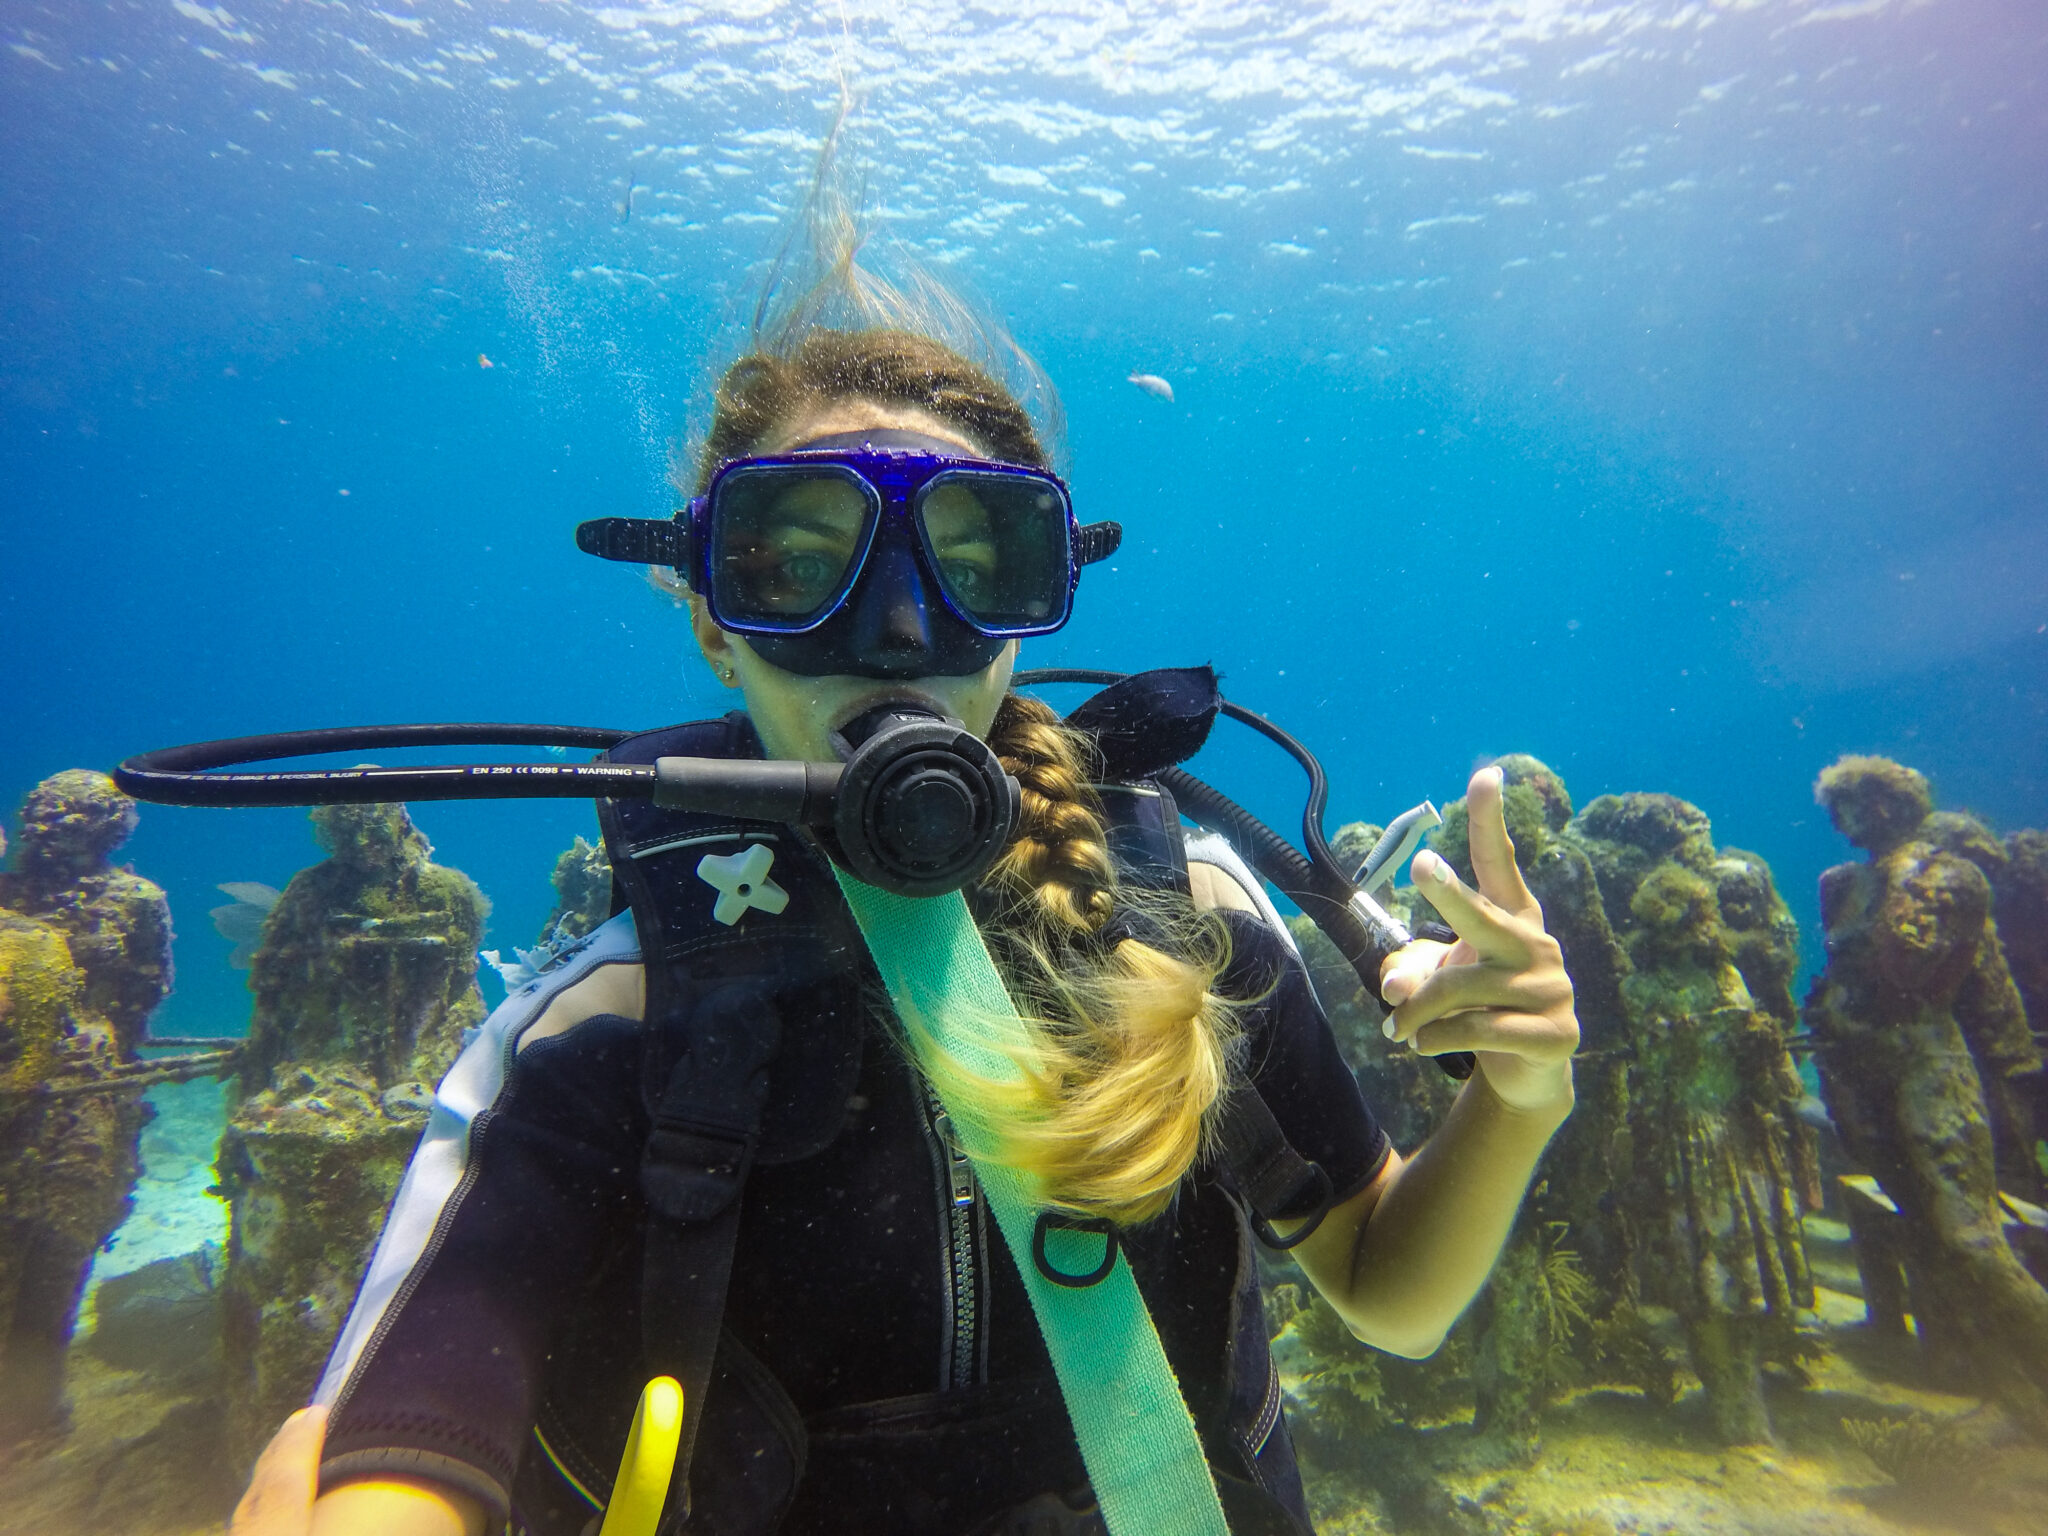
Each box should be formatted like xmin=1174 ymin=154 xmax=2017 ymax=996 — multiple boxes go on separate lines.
xmin=1461 ymin=765 xmax=1541 ymax=921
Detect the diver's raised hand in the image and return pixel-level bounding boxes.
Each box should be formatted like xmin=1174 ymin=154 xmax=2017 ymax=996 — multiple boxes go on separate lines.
xmin=1377 ymin=765 xmax=1578 ymax=1115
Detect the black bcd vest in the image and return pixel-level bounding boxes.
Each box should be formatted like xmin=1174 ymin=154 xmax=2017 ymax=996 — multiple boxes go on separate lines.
xmin=517 ymin=677 xmax=1330 ymax=1536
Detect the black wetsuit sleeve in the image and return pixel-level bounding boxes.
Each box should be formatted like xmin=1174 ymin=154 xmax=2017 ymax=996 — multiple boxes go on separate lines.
xmin=1218 ymin=909 xmax=1392 ymax=1203
xmin=318 ymin=1013 xmax=648 ymax=1521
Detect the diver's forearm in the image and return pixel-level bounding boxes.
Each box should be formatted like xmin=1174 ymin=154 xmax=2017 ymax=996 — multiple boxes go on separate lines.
xmin=1334 ymin=1067 xmax=1570 ymax=1357
xmin=310 ymin=1477 xmax=488 ymax=1536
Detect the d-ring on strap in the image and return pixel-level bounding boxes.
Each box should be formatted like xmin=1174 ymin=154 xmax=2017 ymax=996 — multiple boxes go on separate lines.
xmin=1032 ymin=1212 xmax=1120 ymax=1289
xmin=833 ymin=872 xmax=1231 ymax=1536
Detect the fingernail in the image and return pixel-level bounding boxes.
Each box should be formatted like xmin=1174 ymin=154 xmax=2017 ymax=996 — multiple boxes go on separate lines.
xmin=1422 ymin=852 xmax=1451 ymax=885
xmin=1382 ymin=1013 xmax=1398 ymax=1039
xmin=1484 ymin=765 xmax=1504 ymax=789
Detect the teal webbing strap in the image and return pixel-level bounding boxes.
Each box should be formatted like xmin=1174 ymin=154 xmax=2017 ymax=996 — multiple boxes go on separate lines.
xmin=833 ymin=873 xmax=1231 ymax=1536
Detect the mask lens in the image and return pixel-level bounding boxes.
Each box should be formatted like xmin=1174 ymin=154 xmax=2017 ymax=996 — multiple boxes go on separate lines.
xmin=917 ymin=472 xmax=1072 ymax=631
xmin=709 ymin=466 xmax=875 ymax=629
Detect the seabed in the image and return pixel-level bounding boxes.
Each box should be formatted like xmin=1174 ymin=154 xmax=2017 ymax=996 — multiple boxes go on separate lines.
xmin=1279 ymin=1215 xmax=2048 ymax=1536
xmin=3 ymin=1115 xmax=2046 ymax=1535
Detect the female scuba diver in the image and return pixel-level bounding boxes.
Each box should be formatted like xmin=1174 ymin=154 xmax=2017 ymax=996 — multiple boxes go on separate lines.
xmin=233 ymin=321 xmax=1580 ymax=1536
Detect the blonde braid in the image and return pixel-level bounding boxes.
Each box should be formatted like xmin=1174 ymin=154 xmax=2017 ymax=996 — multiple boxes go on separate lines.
xmin=983 ymin=694 xmax=1115 ymax=935
xmin=934 ymin=693 xmax=1240 ymax=1226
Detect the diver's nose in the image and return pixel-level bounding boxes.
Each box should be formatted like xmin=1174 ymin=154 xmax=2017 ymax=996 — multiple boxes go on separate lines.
xmin=849 ymin=538 xmax=937 ymax=674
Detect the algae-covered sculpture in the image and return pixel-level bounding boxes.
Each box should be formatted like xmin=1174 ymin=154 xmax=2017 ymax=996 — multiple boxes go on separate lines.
xmin=215 ymin=800 xmax=487 ymax=1466
xmin=1803 ymin=753 xmax=2048 ymax=1435
xmin=1995 ymin=830 xmax=2048 ymax=1043
xmin=1407 ymin=758 xmax=1631 ymax=1458
xmin=0 ymin=771 xmax=171 ymax=1443
xmin=0 ymin=769 xmax=173 ymax=1056
xmin=1572 ymin=793 xmax=1814 ymax=1444
xmin=1290 ymin=757 xmax=1812 ymax=1454
xmin=1911 ymin=806 xmax=2047 ymax=1198
xmin=1710 ymin=845 xmax=1824 ymax=1210
xmin=544 ymin=832 xmax=614 ymax=942
xmin=1450 ymin=771 xmax=1809 ymax=1446
xmin=481 ymin=833 xmax=614 ymax=994
xmin=1994 ymin=829 xmax=2048 ymax=1156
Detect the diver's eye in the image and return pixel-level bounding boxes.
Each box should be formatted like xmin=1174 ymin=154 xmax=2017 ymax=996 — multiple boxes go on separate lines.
xmin=781 ymin=552 xmax=838 ymax=593
xmin=942 ymin=560 xmax=989 ymax=597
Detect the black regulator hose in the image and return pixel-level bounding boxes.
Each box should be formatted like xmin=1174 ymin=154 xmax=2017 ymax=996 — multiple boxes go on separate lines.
xmin=1156 ymin=767 xmax=1364 ymax=946
xmin=114 ymin=686 xmax=1473 ymax=1074
xmin=1160 ymin=766 xmax=1474 ymax=1080
xmin=1014 ymin=668 xmax=1341 ymax=873
xmin=113 ymin=718 xmax=1011 ymax=900
xmin=114 ymin=724 xmax=640 ymax=807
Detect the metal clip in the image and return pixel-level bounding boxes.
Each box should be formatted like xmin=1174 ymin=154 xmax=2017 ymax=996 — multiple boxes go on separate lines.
xmin=931 ymin=1109 xmax=977 ymax=1208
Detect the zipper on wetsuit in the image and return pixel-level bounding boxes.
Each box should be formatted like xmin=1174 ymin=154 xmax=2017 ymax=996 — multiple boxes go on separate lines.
xmin=923 ymin=1084 xmax=981 ymax=1390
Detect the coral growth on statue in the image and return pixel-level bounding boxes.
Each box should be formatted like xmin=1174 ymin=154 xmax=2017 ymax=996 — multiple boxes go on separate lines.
xmin=215 ymin=801 xmax=487 ymax=1467
xmin=0 ymin=771 xmax=171 ymax=1443
xmin=1803 ymin=753 xmax=2048 ymax=1434
xmin=1287 ymin=755 xmax=1816 ymax=1458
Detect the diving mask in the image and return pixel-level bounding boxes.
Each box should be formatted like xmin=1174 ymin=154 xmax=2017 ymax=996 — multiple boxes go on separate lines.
xmin=578 ymin=429 xmax=1122 ymax=678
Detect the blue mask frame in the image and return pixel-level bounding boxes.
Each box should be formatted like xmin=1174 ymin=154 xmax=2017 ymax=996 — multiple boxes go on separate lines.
xmin=577 ymin=430 xmax=1122 ymax=679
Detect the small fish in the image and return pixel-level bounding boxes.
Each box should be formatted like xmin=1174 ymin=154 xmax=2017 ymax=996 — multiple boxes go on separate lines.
xmin=1127 ymin=372 xmax=1174 ymax=403
xmin=1795 ymin=1095 xmax=1835 ymax=1134
xmin=478 ymin=353 xmax=495 ymax=369
xmin=210 ymin=881 xmax=282 ymax=969
xmin=618 ymin=173 xmax=636 ymax=226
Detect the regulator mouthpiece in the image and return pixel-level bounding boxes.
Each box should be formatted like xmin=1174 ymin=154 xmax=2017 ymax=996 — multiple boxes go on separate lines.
xmin=827 ymin=706 xmax=1021 ymax=897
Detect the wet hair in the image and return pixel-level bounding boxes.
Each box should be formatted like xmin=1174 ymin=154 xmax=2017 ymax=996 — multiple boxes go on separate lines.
xmin=693 ymin=327 xmax=1049 ymax=490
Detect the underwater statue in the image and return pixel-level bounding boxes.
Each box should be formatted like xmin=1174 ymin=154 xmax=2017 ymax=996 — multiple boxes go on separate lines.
xmin=1803 ymin=753 xmax=2048 ymax=1434
xmin=1290 ymin=759 xmax=1813 ymax=1455
xmin=1380 ymin=758 xmax=1623 ymax=1459
xmin=215 ymin=800 xmax=487 ymax=1469
xmin=0 ymin=770 xmax=171 ymax=1442
xmin=1907 ymin=803 xmax=2048 ymax=1200
xmin=1442 ymin=767 xmax=1811 ymax=1447
xmin=0 ymin=769 xmax=174 ymax=1056
xmin=1994 ymin=829 xmax=2048 ymax=1036
xmin=1567 ymin=791 xmax=1814 ymax=1445
xmin=543 ymin=832 xmax=614 ymax=943
xmin=480 ymin=833 xmax=615 ymax=995
xmin=1993 ymin=829 xmax=2048 ymax=1158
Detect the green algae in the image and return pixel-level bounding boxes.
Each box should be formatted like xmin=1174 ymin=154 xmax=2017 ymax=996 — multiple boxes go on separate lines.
xmin=0 ymin=916 xmax=79 ymax=1094
xmin=544 ymin=832 xmax=615 ymax=942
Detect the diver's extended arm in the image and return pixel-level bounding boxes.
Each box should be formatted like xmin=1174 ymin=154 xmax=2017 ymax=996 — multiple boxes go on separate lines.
xmin=1285 ymin=766 xmax=1578 ymax=1356
xmin=1289 ymin=1075 xmax=1569 ymax=1357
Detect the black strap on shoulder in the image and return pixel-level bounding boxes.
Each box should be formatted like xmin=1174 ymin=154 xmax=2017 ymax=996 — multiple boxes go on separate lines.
xmin=595 ymin=713 xmax=801 ymax=1528
xmin=1212 ymin=1080 xmax=1338 ymax=1251
xmin=1077 ymin=746 xmax=1338 ymax=1256
xmin=636 ymin=984 xmax=781 ymax=1524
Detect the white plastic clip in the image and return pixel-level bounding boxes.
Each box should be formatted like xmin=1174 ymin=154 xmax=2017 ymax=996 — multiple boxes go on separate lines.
xmin=695 ymin=843 xmax=790 ymax=926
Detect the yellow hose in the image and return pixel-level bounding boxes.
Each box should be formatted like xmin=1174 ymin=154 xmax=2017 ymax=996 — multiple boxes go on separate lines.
xmin=597 ymin=1376 xmax=684 ymax=1536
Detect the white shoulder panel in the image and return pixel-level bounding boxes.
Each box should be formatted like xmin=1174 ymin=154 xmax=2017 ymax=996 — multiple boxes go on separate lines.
xmin=1182 ymin=828 xmax=1304 ymax=961
xmin=315 ymin=910 xmax=642 ymax=1407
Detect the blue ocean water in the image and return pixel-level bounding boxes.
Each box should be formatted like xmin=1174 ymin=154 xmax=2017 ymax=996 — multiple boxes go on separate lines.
xmin=3 ymin=0 xmax=2043 ymax=1054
